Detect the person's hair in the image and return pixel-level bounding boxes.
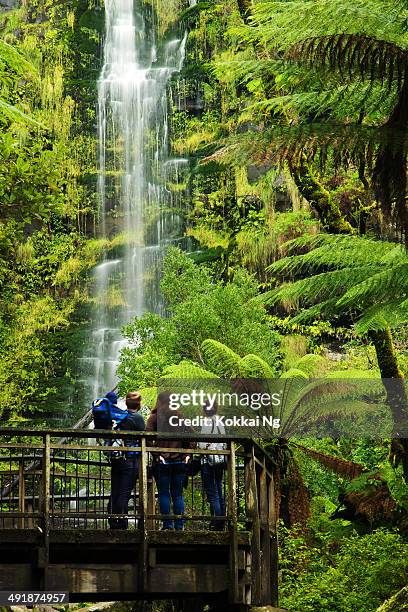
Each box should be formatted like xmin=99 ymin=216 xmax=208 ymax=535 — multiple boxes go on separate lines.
xmin=126 ymin=391 xmax=142 ymax=411
xmin=203 ymin=399 xmax=218 ymax=417
xmin=155 ymin=391 xmax=182 ymax=432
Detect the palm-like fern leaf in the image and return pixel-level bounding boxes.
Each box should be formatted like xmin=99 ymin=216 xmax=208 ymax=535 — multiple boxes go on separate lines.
xmin=262 ymin=233 xmax=408 ymax=333
xmin=0 ymin=99 xmax=43 ymax=127
xmin=201 ymin=339 xmax=243 ymax=377
xmin=337 ymin=263 xmax=408 ymax=307
xmin=161 ymin=361 xmax=217 ymax=380
xmin=240 ymin=354 xmax=275 ymax=378
xmin=0 ymin=39 xmax=38 ymax=79
xmin=288 ymin=34 xmax=408 ymax=91
xmin=263 ymin=266 xmax=381 ymax=308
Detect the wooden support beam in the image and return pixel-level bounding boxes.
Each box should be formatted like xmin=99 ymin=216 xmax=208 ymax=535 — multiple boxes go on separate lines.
xmin=228 ymin=441 xmax=239 ymax=604
xmin=259 ymin=463 xmax=271 ymax=605
xmin=139 ymin=437 xmax=149 ymax=592
xmin=245 ymin=446 xmax=262 ymax=606
xmin=39 ymin=433 xmax=50 ymax=589
xmin=268 ymin=474 xmax=279 ymax=608
xmin=18 ymin=461 xmax=25 ymax=530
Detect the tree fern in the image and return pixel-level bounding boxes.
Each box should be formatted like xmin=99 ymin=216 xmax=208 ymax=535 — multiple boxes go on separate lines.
xmin=288 ymin=35 xmax=408 ymax=91
xmin=261 ymin=233 xmax=408 ymax=333
xmin=201 ymin=339 xmax=243 ymax=377
xmin=161 ymin=360 xmax=218 ymax=380
xmin=209 ymin=0 xmax=408 ymax=241
xmin=240 ymin=353 xmax=275 ymax=378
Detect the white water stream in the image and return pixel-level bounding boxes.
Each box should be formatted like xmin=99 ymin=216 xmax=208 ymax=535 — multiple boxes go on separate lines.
xmin=78 ymin=0 xmax=188 ymax=403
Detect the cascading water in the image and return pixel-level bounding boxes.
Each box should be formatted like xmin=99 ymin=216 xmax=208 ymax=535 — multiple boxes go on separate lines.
xmin=78 ymin=0 xmax=188 ymax=404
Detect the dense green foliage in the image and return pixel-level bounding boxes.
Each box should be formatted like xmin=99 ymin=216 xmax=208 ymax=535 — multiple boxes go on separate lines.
xmin=0 ymin=0 xmax=103 ymax=420
xmin=280 ymin=525 xmax=408 ymax=612
xmin=117 ymin=247 xmax=281 ymax=394
xmin=1 ymin=0 xmax=408 ymax=609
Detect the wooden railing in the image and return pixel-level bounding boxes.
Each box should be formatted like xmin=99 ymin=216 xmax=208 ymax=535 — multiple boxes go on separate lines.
xmin=0 ymin=428 xmax=279 ymax=606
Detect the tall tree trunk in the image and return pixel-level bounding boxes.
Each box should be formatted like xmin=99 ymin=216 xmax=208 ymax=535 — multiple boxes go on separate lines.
xmin=369 ymin=329 xmax=408 ymax=481
xmin=289 ymin=154 xmax=408 ymax=479
xmin=289 ymin=155 xmax=355 ymax=234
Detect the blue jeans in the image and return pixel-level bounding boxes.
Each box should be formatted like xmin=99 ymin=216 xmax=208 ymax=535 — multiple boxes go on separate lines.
xmin=108 ymin=456 xmax=139 ymax=529
xmin=153 ymin=462 xmax=186 ymax=529
xmin=201 ymin=462 xmax=226 ymax=530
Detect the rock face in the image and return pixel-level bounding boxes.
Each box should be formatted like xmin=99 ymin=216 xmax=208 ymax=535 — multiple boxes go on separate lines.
xmin=0 ymin=0 xmax=19 ymax=8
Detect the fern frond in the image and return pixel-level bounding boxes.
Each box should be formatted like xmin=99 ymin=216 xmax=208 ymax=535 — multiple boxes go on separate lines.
xmin=201 ymin=339 xmax=242 ymax=377
xmin=280 ymin=368 xmax=308 ymax=380
xmin=354 ymin=299 xmax=408 ymax=333
xmin=337 ymin=263 xmax=408 ymax=308
xmin=240 ymin=354 xmax=275 ymax=378
xmin=204 ymin=123 xmax=408 ymax=182
xmin=161 ymin=361 xmax=218 ymax=380
xmin=288 ymin=34 xmax=408 ymax=91
xmin=0 ymin=39 xmax=38 ymax=78
xmin=265 ymin=266 xmax=381 ymax=308
xmin=290 ymin=298 xmax=340 ymax=323
xmin=0 ymin=99 xmax=44 ymax=127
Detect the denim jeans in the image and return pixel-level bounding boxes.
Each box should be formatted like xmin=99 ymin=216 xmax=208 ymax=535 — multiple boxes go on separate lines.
xmin=108 ymin=456 xmax=139 ymax=529
xmin=201 ymin=462 xmax=226 ymax=530
xmin=153 ymin=462 xmax=186 ymax=529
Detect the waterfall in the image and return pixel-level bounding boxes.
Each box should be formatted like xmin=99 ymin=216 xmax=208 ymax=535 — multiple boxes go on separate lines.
xmin=78 ymin=0 xmax=188 ymax=404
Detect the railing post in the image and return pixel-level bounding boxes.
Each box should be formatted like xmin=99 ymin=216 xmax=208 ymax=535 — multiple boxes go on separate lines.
xmin=39 ymin=433 xmax=50 ymax=589
xmin=268 ymin=471 xmax=279 ymax=608
xmin=18 ymin=460 xmax=25 ymax=529
xmin=228 ymin=440 xmax=239 ymax=604
xmin=259 ymin=460 xmax=270 ymax=605
xmin=139 ymin=436 xmax=148 ymax=592
xmin=147 ymin=475 xmax=155 ymax=531
xmin=245 ymin=444 xmax=261 ymax=606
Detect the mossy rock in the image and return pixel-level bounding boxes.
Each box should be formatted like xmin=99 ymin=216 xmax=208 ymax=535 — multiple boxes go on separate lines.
xmin=79 ymin=9 xmax=105 ymax=33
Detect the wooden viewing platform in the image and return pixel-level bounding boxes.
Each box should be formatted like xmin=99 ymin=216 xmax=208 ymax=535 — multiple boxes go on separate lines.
xmin=0 ymin=429 xmax=280 ymax=610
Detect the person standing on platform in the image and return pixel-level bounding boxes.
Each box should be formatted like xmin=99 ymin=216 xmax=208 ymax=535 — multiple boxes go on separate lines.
xmin=146 ymin=392 xmax=196 ymax=531
xmin=108 ymin=392 xmax=145 ymax=529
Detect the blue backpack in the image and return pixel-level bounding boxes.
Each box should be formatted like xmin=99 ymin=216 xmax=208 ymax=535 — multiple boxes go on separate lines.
xmin=92 ymin=397 xmax=142 ymax=459
xmin=92 ymin=397 xmax=128 ymax=430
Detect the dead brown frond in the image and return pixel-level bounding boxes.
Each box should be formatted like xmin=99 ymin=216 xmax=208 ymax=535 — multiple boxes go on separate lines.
xmin=294 ymin=443 xmax=365 ymax=479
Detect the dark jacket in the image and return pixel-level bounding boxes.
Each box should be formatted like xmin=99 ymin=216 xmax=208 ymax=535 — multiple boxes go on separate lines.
xmin=146 ymin=410 xmax=196 ymax=461
xmin=119 ymin=411 xmax=145 ymax=454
